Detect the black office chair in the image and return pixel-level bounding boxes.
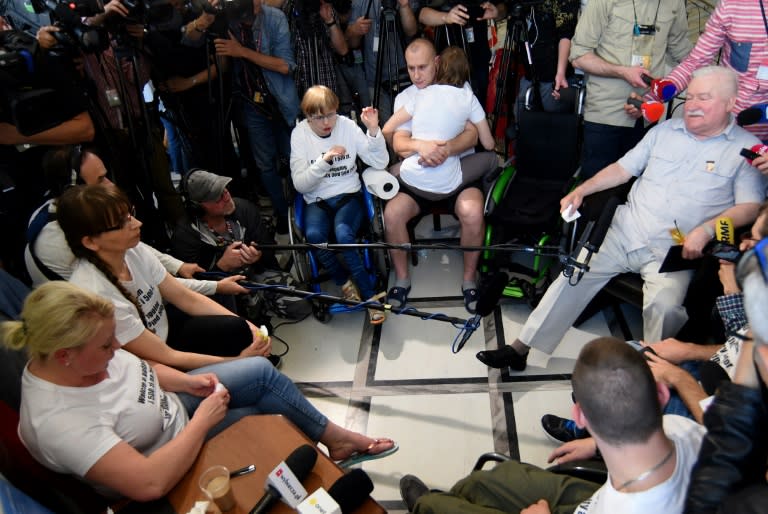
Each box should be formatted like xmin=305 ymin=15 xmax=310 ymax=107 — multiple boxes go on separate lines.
xmin=473 ymin=451 xmax=607 ymax=484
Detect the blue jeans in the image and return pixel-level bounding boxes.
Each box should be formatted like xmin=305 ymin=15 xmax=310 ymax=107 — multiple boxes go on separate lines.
xmin=662 ymin=360 xmax=701 ymax=420
xmin=177 ymin=357 xmax=328 ymax=440
xmin=238 ymin=102 xmax=290 ymax=217
xmin=304 ymin=193 xmax=375 ymax=300
xmin=160 ymin=114 xmax=191 ymax=174
xmin=581 ymin=121 xmax=646 ymax=179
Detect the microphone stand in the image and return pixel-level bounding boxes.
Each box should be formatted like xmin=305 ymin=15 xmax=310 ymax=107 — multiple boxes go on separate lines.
xmin=250 ymin=241 xmax=565 ymax=255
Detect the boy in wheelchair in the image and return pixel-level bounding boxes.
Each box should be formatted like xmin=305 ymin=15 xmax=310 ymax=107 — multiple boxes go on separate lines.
xmin=290 ymin=86 xmax=390 ymax=324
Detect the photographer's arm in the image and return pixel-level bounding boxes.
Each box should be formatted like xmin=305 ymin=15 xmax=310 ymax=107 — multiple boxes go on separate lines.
xmin=320 ymin=3 xmax=348 ymax=55
xmin=398 ymin=0 xmax=418 ymax=37
xmin=0 ymin=111 xmax=95 ymax=145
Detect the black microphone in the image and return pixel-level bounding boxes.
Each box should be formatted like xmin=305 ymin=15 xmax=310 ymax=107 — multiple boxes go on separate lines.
xmin=566 ymin=196 xmax=621 ymax=283
xmin=328 ymin=469 xmax=375 ymax=513
xmin=250 ymin=444 xmax=318 ymax=514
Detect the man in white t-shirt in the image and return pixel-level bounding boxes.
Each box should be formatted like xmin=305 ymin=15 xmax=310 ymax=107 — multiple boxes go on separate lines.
xmin=400 ymin=336 xmax=706 ymax=514
xmin=383 ymin=38 xmax=497 ymax=314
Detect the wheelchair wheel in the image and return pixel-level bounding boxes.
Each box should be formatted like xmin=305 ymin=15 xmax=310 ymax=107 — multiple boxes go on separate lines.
xmin=369 ymin=198 xmax=390 ymax=290
xmin=288 ymin=204 xmax=312 ymax=284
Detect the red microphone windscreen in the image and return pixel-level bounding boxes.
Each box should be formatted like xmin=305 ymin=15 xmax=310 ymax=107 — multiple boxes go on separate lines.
xmin=642 ymin=102 xmax=664 ymax=123
xmin=751 ymin=144 xmax=768 ymax=156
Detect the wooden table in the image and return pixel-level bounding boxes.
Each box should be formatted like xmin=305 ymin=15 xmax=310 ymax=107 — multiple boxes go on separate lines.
xmin=167 ymin=415 xmax=386 ymax=514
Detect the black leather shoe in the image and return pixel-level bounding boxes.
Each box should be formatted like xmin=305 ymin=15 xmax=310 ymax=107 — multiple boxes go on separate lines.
xmin=400 ymin=474 xmax=429 ymax=512
xmin=476 ymin=345 xmax=528 ymax=371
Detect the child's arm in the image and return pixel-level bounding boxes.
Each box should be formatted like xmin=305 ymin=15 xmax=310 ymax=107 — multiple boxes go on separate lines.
xmin=382 ymin=106 xmax=413 ymax=146
xmin=474 ymin=119 xmax=495 ymax=151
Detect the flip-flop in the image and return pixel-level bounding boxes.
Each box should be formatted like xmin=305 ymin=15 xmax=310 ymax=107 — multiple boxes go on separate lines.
xmin=337 ymin=440 xmax=400 ymax=468
xmin=367 ymin=292 xmax=387 ymax=325
xmin=462 ymin=287 xmax=478 ymax=314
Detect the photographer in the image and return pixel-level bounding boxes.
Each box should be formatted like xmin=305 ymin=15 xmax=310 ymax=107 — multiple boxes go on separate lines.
xmin=419 ymin=0 xmax=501 ymax=107
xmin=345 ymin=0 xmax=419 ymax=122
xmin=185 ymin=0 xmax=298 ymax=234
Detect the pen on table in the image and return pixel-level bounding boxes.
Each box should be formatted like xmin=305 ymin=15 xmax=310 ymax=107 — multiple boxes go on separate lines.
xmin=229 ymin=464 xmax=255 ymax=478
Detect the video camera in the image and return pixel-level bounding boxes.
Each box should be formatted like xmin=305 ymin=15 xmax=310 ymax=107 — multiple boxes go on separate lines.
xmin=27 ymin=0 xmax=109 ymax=53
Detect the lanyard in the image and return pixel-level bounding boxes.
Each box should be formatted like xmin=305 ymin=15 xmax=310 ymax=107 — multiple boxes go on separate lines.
xmin=631 ymin=0 xmax=661 ymax=33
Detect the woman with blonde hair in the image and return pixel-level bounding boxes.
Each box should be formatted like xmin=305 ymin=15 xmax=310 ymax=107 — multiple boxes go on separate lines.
xmin=290 ymin=85 xmax=389 ymax=324
xmin=4 ymin=281 xmax=396 ymax=500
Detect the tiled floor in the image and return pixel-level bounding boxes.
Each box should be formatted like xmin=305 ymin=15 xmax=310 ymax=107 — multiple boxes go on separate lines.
xmin=274 ymin=214 xmax=641 ymax=512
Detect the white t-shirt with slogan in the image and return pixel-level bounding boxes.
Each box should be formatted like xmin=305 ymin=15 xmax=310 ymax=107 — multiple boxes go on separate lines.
xmin=69 ymin=243 xmax=169 ymax=344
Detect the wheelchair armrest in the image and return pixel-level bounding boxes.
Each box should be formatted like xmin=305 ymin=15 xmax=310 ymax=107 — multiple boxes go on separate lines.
xmin=472 ymin=452 xmax=512 ymax=471
xmin=547 ymin=458 xmax=607 ymax=484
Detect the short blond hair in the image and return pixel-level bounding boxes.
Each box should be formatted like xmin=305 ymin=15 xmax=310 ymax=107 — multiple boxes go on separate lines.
xmin=1 ymin=281 xmax=114 ymax=361
xmin=301 ymin=85 xmax=339 ymax=117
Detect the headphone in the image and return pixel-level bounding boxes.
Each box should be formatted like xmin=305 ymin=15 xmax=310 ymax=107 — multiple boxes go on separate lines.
xmin=180 ymin=168 xmax=207 ymax=219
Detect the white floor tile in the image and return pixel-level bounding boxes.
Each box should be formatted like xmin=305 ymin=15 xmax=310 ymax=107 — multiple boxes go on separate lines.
xmin=513 ymin=388 xmax=576 ymax=468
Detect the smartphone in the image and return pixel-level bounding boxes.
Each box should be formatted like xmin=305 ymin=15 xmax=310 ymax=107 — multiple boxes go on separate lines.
xmin=705 ymin=241 xmax=741 ymax=262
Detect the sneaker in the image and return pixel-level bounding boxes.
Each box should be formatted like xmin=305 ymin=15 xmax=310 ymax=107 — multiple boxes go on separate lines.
xmin=541 ymin=414 xmax=588 ymax=444
xmin=399 ymin=474 xmax=429 ymax=512
xmin=341 ymin=279 xmax=361 ymax=302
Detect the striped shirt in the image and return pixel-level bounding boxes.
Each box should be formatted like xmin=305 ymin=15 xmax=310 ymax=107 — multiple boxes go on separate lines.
xmin=665 ymin=0 xmax=768 ymax=142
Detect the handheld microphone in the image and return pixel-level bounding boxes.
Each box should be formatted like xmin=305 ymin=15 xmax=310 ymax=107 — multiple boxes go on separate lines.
xmin=249 ymin=444 xmax=318 ymax=514
xmin=642 ymin=75 xmax=677 ymax=102
xmin=740 ymin=144 xmax=768 ymax=165
xmin=736 ymin=104 xmax=768 ymax=126
xmin=715 ymin=217 xmax=735 ymax=245
xmin=565 ymin=196 xmax=621 ymax=284
xmin=297 ymin=469 xmax=374 ymax=514
xmin=626 ymin=97 xmax=664 ymax=123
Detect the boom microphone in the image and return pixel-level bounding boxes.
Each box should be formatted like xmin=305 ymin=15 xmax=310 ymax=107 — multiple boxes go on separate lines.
xmin=736 ymin=104 xmax=768 ymax=126
xmin=250 ymin=444 xmax=318 ymax=514
xmin=626 ymin=97 xmax=664 ymax=123
xmin=297 ymin=469 xmax=374 ymax=514
xmin=642 ymin=74 xmax=677 ymax=102
xmin=565 ymin=196 xmax=621 ymax=283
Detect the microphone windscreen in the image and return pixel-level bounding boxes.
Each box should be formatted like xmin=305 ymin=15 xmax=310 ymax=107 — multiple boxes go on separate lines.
xmin=328 ymin=469 xmax=374 ymax=513
xmin=589 ymin=196 xmax=621 ymax=250
xmin=751 ymin=144 xmax=768 ymax=157
xmin=737 ymin=107 xmax=763 ymax=126
xmin=715 ymin=217 xmax=735 ymax=244
xmin=476 ymin=272 xmax=509 ymax=317
xmin=285 ymin=444 xmax=319 ymax=482
xmin=641 ymin=101 xmax=664 ymax=123
xmin=652 ymin=79 xmax=677 ymax=102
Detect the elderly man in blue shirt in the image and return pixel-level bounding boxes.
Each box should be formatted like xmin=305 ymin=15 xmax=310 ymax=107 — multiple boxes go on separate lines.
xmin=477 ymin=65 xmax=767 ymax=371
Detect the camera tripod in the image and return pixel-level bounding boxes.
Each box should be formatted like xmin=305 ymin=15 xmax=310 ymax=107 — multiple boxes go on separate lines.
xmin=369 ymin=0 xmax=410 ymax=113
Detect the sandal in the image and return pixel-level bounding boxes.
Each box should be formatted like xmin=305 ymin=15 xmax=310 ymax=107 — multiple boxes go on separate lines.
xmin=462 ymin=287 xmax=478 ymax=314
xmin=337 ymin=439 xmax=399 ymax=468
xmin=387 ymin=285 xmax=411 ymax=308
xmin=367 ymin=292 xmax=386 ymax=325
xmin=341 ymin=280 xmax=361 ymax=303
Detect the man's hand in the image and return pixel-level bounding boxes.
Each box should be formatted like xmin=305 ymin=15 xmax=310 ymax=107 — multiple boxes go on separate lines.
xmin=360 ymin=106 xmax=380 ymax=135
xmin=623 ymin=92 xmax=643 ymax=119
xmin=547 ymin=438 xmax=597 ymax=465
xmin=620 ymin=65 xmax=651 ymax=88
xmin=478 ymin=1 xmax=498 ymax=19
xmin=718 ymin=260 xmax=740 ymax=295
xmin=645 ymin=352 xmax=687 ymax=388
xmin=216 ymin=275 xmax=249 ymax=295
xmin=177 ymin=262 xmax=205 ymax=278
xmin=416 ymin=140 xmax=449 ymax=167
xmin=443 ymin=4 xmax=470 ymax=25
xmin=682 ymin=225 xmax=712 ymax=259
xmin=323 ymin=145 xmax=347 ymax=163
xmin=752 ymin=154 xmax=768 ymax=176
xmin=36 ymin=25 xmax=59 ymax=50
xmin=559 ymin=188 xmax=585 ymax=214
xmin=102 ymin=0 xmax=130 ymax=19
xmin=347 ymin=16 xmax=372 ymax=37
xmin=214 ymin=31 xmax=245 ymax=58
xmin=644 ymin=338 xmax=691 ymax=364
xmin=238 ymin=243 xmax=262 ymax=265
xmin=552 ymin=72 xmax=569 ymax=100
xmin=521 ymin=499 xmax=551 ymax=514
xmin=217 ymin=242 xmax=248 ymax=271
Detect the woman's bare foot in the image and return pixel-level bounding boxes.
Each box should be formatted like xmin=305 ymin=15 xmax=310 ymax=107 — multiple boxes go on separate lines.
xmin=321 ymin=423 xmax=395 ymax=461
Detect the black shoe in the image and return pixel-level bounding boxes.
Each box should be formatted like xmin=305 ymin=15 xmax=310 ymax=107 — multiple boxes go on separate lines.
xmin=276 ymin=216 xmax=289 ymax=235
xmin=399 ymin=474 xmax=429 ymax=512
xmin=541 ymin=414 xmax=589 ymax=443
xmin=267 ymin=354 xmax=282 ymax=368
xmin=476 ymin=345 xmax=528 ymax=370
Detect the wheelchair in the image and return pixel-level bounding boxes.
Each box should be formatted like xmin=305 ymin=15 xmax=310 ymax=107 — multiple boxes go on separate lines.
xmin=481 ymin=84 xmax=586 ymax=306
xmin=287 ymin=172 xmax=389 ymax=322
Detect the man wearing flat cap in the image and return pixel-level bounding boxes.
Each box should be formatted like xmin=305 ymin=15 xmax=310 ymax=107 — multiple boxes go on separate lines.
xmin=171 ymin=169 xmax=311 ymax=322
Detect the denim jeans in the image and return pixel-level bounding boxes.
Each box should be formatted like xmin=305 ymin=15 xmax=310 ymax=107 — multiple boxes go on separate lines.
xmin=304 ymin=193 xmax=375 ymax=299
xmin=237 ymin=101 xmax=290 ymax=217
xmin=662 ymin=360 xmax=701 ymax=421
xmin=159 ymin=115 xmax=191 ymax=174
xmin=177 ymin=356 xmax=328 ymax=440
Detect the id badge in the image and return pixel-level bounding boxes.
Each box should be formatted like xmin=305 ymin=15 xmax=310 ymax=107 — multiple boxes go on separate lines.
xmin=105 ymin=88 xmax=121 ymax=108
xmin=757 ymin=58 xmax=768 ymax=80
xmin=373 ymin=36 xmax=379 ymax=53
xmin=464 ymin=26 xmax=475 ymax=43
xmin=353 ymin=48 xmax=363 ymax=64
xmin=253 ymin=92 xmax=264 ymax=103
xmin=630 ymin=32 xmax=654 ymax=70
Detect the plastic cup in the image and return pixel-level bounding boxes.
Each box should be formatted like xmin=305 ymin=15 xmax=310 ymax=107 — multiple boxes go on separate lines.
xmin=198 ymin=465 xmax=236 ymax=512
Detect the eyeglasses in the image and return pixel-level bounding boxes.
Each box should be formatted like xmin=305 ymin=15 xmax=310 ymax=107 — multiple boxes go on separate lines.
xmin=736 ymin=237 xmax=768 ymax=289
xmin=103 ymin=205 xmax=137 ymax=232
xmin=309 ymin=112 xmax=338 ymax=123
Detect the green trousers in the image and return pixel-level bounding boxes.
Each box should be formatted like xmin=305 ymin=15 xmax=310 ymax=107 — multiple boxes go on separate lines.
xmin=414 ymin=460 xmax=601 ymax=514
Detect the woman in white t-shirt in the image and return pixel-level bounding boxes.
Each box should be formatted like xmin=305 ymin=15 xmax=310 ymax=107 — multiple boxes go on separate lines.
xmin=3 ymin=281 xmax=396 ymax=500
xmin=290 ymin=86 xmax=389 ymax=324
xmin=382 ymin=46 xmax=496 ymax=196
xmin=57 ymin=185 xmax=277 ymax=370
